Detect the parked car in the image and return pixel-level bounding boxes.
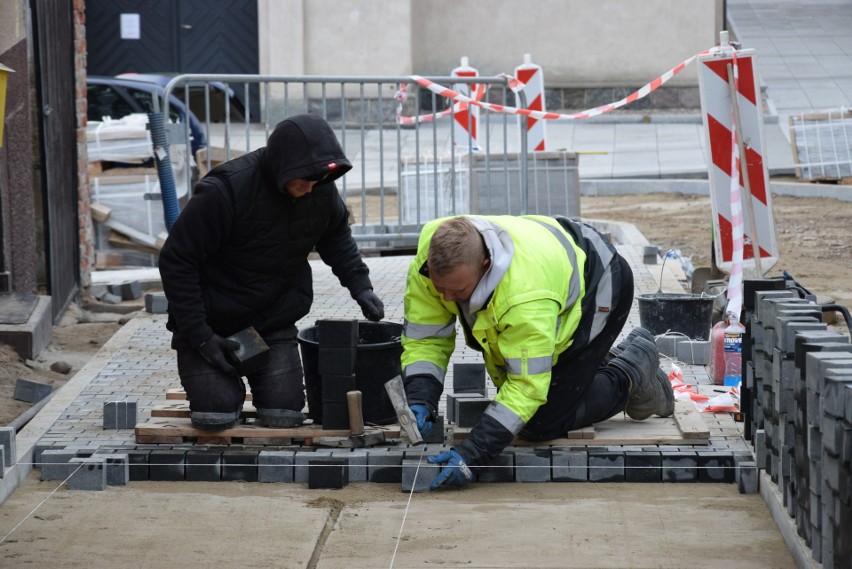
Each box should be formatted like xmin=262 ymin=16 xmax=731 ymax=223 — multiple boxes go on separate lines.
xmin=87 ymin=75 xmax=208 ymax=156
xmin=115 ymin=73 xmax=251 ymax=123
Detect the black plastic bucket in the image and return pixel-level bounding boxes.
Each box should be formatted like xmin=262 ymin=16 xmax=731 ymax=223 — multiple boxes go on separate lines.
xmin=297 ymin=321 xmax=401 ymax=425
xmin=637 ymin=293 xmax=714 ymax=340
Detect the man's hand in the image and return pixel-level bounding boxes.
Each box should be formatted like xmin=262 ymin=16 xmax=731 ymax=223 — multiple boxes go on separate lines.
xmin=354 ymin=289 xmax=384 ymax=321
xmin=427 ymin=450 xmax=473 ymax=490
xmin=409 ymin=404 xmax=433 ymax=437
xmin=197 ymin=334 xmax=241 ymax=375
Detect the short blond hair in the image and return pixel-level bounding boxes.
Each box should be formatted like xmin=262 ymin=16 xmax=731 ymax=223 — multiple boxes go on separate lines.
xmin=427 ymin=217 xmax=486 ymax=276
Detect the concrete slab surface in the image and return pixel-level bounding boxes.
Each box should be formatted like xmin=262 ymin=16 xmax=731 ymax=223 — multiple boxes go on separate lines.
xmin=0 ymin=475 xmax=795 ymax=569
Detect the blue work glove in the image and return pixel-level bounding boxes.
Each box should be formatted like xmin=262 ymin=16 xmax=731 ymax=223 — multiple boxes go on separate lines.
xmin=409 ymin=404 xmax=433 ymax=437
xmin=427 ymin=450 xmax=473 ymax=490
xmin=197 ymin=334 xmax=240 ymax=375
xmin=354 ymin=289 xmax=385 ymax=322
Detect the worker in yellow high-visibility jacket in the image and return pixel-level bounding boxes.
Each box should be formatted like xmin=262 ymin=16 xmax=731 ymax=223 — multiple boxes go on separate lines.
xmin=402 ymin=215 xmax=674 ymax=489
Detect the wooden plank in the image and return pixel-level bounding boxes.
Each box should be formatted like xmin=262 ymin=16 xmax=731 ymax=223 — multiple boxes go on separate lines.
xmin=90 ymin=202 xmax=111 ymax=223
xmin=135 ymin=418 xmax=401 ymax=445
xmin=672 ymin=399 xmax=710 ymax=439
xmin=453 ymin=412 xmax=707 ymax=446
xmin=151 ymin=401 xmax=257 ymax=418
xmin=166 ymin=388 xmax=253 ymax=401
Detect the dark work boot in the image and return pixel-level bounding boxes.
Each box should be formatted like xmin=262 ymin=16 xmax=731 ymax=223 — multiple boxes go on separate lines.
xmin=608 ymin=327 xmax=655 ymax=359
xmin=254 ymin=408 xmax=306 ymax=428
xmin=190 ymin=411 xmax=240 ymax=431
xmin=608 ymin=336 xmax=674 ymax=420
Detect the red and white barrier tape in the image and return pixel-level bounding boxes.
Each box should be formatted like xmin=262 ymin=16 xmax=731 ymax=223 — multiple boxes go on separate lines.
xmin=667 ymin=363 xmax=739 ymax=413
xmin=396 ymin=83 xmax=487 ymax=126
xmin=397 ymin=47 xmax=719 ymax=124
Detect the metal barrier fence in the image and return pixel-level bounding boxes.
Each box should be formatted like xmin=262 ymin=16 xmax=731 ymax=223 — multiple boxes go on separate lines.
xmin=161 ymin=74 xmax=580 ymax=248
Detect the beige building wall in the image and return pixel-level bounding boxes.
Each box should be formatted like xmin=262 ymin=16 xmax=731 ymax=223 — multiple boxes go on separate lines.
xmin=259 ymin=0 xmax=721 ymax=86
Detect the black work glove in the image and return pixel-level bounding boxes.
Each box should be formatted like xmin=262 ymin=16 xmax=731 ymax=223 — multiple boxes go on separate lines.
xmin=197 ymin=334 xmax=241 ymax=375
xmin=354 ymin=289 xmax=385 ymax=321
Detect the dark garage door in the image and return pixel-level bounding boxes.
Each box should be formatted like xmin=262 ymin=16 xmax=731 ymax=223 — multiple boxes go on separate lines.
xmin=86 ymin=0 xmax=259 ymax=77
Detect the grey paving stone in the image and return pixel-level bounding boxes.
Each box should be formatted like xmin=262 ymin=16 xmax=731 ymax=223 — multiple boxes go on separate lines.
xmin=552 ymin=450 xmax=588 ymax=482
xmin=186 ymin=449 xmax=222 ymax=482
xmin=368 ymin=449 xmax=404 ymax=483
xmin=40 ymin=449 xmax=77 ymax=481
xmin=660 ymin=450 xmax=698 ymax=482
xmin=296 ymin=450 xmax=333 ymax=483
xmin=103 ymin=400 xmax=137 ymax=429
xmin=13 ymin=378 xmax=52 ymax=403
xmin=401 ymin=459 xmax=440 ymax=492
xmin=258 ymin=450 xmax=295 ymax=483
xmin=589 ymin=449 xmax=625 ymax=482
xmin=514 ymin=450 xmax=551 ymax=483
xmin=697 ymin=451 xmax=734 ymax=483
xmin=68 ymin=457 xmax=107 ymax=491
xmin=0 ymin=427 xmax=15 ymax=467
xmin=737 ymin=460 xmax=759 ymax=494
xmin=222 ymin=450 xmax=258 ymax=482
xmin=625 ymin=450 xmax=661 ymax=483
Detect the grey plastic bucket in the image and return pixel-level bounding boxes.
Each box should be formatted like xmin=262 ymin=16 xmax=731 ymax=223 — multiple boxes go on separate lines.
xmin=637 ymin=293 xmax=714 ymax=340
xmin=297 ymin=321 xmax=401 ymax=425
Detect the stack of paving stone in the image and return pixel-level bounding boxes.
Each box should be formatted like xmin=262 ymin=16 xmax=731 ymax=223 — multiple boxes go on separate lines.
xmin=747 ymin=282 xmax=852 ymax=567
xmin=317 ymin=319 xmax=359 ymax=430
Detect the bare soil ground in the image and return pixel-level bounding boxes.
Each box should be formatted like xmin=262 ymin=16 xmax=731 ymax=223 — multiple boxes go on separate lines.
xmin=2 ymin=190 xmax=850 ymax=428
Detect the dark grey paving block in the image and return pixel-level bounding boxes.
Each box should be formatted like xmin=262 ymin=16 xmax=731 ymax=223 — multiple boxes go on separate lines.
xmin=321 ymin=374 xmax=357 ymax=402
xmin=662 ymin=450 xmax=698 ymax=482
xmin=68 ymin=457 xmax=107 ymax=491
xmin=317 ymin=319 xmax=359 ymax=348
xmin=453 ymin=362 xmax=487 ymax=395
xmin=258 ymin=450 xmax=295 ymax=483
xmin=335 ymin=450 xmax=367 ymax=483
xmin=625 ymin=451 xmax=661 ymax=483
xmin=514 ymin=450 xmax=551 ymax=482
xmin=222 ymin=450 xmax=258 ymax=482
xmin=589 ymin=450 xmax=625 ymax=482
xmin=737 ymin=460 xmax=759 ymax=494
xmin=308 ymin=458 xmax=348 ymax=489
xmin=552 ymin=450 xmax=588 ymax=482
xmin=186 ymin=450 xmax=222 ymax=482
xmin=697 ymin=451 xmax=735 ymax=483
xmin=422 ymin=415 xmax=444 ymax=444
xmin=13 ymin=378 xmax=52 ymax=403
xmin=455 ymin=397 xmax=491 ymax=428
xmin=0 ymin=427 xmax=15 ymax=467
xmin=296 ymin=450 xmax=333 ymax=483
xmin=473 ymin=453 xmax=514 ymax=483
xmin=319 ymin=400 xmax=350 ymax=430
xmin=149 ymin=449 xmax=186 ymax=481
xmin=368 ymin=450 xmax=404 ymax=483
xmin=93 ymin=452 xmax=130 ymax=486
xmin=401 ymin=459 xmax=440 ymax=492
xmin=318 ymin=347 xmax=357 ymax=376
xmin=127 ymin=449 xmax=151 ymax=481
xmin=103 ymin=400 xmax=138 ymax=429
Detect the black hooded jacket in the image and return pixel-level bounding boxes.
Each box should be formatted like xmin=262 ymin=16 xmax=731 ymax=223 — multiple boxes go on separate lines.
xmin=158 ymin=114 xmax=373 ymax=347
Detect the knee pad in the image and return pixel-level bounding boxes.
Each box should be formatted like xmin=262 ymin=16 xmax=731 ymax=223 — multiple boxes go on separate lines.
xmin=190 ymin=411 xmax=240 ymax=431
xmin=255 ymin=408 xmax=306 ymax=428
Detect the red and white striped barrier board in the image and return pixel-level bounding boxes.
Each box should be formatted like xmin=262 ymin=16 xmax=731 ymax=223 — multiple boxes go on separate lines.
xmin=514 ymin=54 xmax=547 ymax=151
xmin=698 ymin=47 xmax=778 ymax=275
xmin=451 ymin=57 xmax=480 ymax=150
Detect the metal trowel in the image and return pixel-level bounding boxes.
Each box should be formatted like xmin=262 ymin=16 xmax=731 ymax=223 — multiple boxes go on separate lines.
xmin=384 ymin=375 xmax=423 ymax=444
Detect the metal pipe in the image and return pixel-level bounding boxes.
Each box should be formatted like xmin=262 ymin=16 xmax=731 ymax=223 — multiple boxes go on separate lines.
xmin=7 ymin=390 xmax=55 ymax=433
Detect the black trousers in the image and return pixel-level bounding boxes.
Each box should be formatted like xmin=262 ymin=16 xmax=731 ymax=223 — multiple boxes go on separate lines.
xmin=520 ymin=254 xmax=634 ymax=441
xmin=171 ymin=325 xmax=306 ymax=414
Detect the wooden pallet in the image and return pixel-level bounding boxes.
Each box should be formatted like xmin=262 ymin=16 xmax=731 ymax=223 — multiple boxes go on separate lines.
xmin=144 ymin=395 xmax=708 ymax=446
xmin=135 ymin=418 xmax=401 ymax=445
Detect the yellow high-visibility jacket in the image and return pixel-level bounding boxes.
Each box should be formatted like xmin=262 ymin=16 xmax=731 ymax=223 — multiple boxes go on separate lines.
xmin=403 ymin=215 xmax=604 ymax=464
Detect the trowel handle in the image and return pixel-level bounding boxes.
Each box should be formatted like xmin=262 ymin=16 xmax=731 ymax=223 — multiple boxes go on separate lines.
xmin=347 ymin=390 xmax=364 ymax=436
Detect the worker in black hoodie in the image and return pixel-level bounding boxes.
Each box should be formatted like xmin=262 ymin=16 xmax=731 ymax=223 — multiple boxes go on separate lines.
xmin=159 ymin=113 xmax=384 ymax=431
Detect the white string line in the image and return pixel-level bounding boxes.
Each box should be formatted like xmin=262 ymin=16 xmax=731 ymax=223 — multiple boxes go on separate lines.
xmin=388 ymin=446 xmax=425 ymax=569
xmin=0 ymin=399 xmax=132 ymax=545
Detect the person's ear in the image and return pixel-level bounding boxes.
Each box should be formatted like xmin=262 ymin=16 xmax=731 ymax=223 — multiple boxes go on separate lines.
xmin=482 ymin=258 xmax=491 ymax=271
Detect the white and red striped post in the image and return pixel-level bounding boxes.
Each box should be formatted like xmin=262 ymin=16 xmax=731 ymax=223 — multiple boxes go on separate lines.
xmin=514 ymin=53 xmax=548 ymax=152
xmin=451 ymin=56 xmax=480 ymax=151
xmin=698 ymin=37 xmax=778 ymax=277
